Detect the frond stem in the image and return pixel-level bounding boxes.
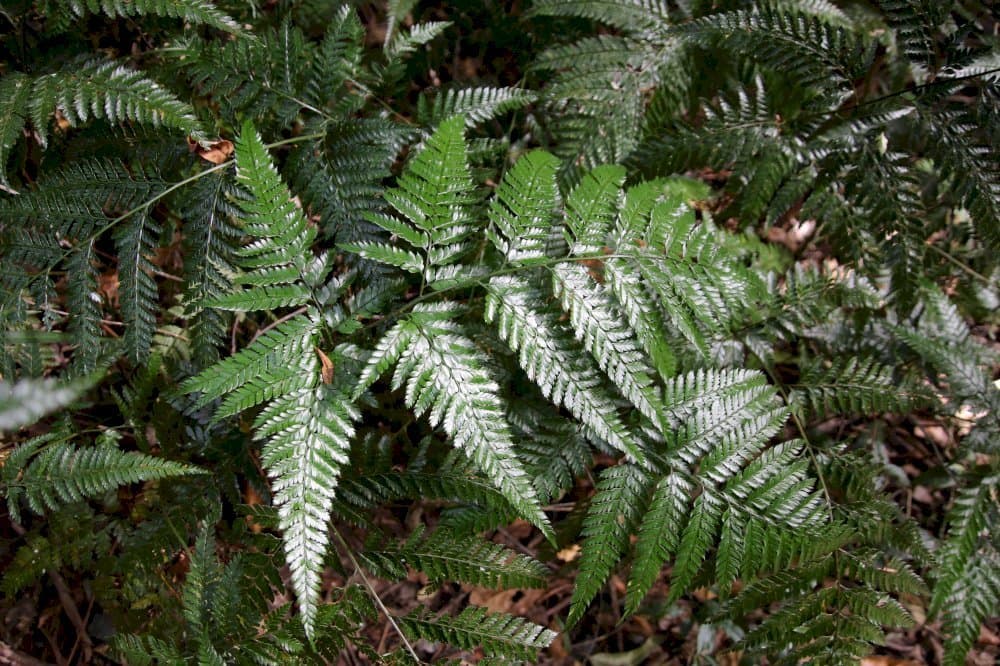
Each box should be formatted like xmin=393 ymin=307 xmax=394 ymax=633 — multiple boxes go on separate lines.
xmin=332 ymin=527 xmax=421 ymax=663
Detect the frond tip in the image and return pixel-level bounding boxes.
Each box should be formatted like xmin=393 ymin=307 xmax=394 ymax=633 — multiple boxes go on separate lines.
xmin=5 ymin=441 xmax=205 ymax=517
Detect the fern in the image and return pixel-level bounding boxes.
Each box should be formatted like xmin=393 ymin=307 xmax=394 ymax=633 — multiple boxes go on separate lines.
xmin=3 ymin=2 xmax=997 ymax=662
xmin=0 ymin=375 xmax=99 ymax=433
xmin=29 ymin=59 xmax=206 ymax=146
xmin=67 ymin=0 xmax=242 ymax=34
xmin=397 ymin=606 xmax=557 ymax=662
xmin=3 ymin=439 xmax=204 ymax=519
xmin=361 ymin=527 xmax=549 ymax=590
xmin=179 ymin=121 xmax=347 ymax=635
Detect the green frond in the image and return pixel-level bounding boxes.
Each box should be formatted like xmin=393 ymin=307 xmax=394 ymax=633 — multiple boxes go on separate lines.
xmin=7 ymin=441 xmax=204 ymax=517
xmin=668 ymin=490 xmax=724 ymax=602
xmin=230 ymin=120 xmax=323 ymax=299
xmin=938 ymin=545 xmax=1000 ymax=666
xmin=178 ymin=172 xmax=242 ymax=368
xmin=625 ymin=471 xmax=692 ymax=614
xmin=335 ymin=470 xmax=515 ymax=521
xmin=876 ymin=0 xmax=948 ymax=68
xmin=112 ymin=634 xmax=186 ymax=666
xmin=528 ymin=0 xmax=671 ymax=35
xmin=65 ymin=240 xmax=104 ymax=374
xmin=68 ymin=0 xmax=243 ymax=34
xmin=418 ymin=86 xmax=537 ymax=128
xmin=258 ymin=382 xmax=358 ymax=636
xmin=287 ymin=118 xmax=407 ymax=240
xmin=181 ymin=18 xmax=312 ymax=128
xmin=357 ymin=115 xmax=478 ymax=278
xmin=30 ymin=59 xmax=206 ymax=147
xmin=180 ymin=316 xmax=315 ymax=410
xmin=675 ymin=3 xmax=874 ymax=93
xmin=919 ymin=104 xmax=1000 ymax=251
xmin=0 ymin=375 xmax=98 ymax=433
xmin=0 ymin=158 xmax=163 ymax=235
xmin=487 ymin=149 xmax=561 ymax=265
xmin=305 ymin=5 xmax=365 ymax=110
xmin=485 ymin=275 xmax=648 ymax=465
xmin=563 ymin=163 xmax=625 ymax=254
xmin=932 ymin=473 xmax=1000 ymax=664
xmin=370 ymin=312 xmax=552 ymax=540
xmin=114 ymin=211 xmax=160 ymax=365
xmin=569 ymin=463 xmax=652 ymax=626
xmin=363 ymin=528 xmax=549 ymax=589
xmin=0 ymin=73 xmax=31 ymax=189
xmin=397 ymin=606 xmax=557 ymax=662
xmin=791 ymin=357 xmax=928 ymax=418
xmin=508 ymin=403 xmax=593 ymax=503
xmin=1 ymin=505 xmax=110 ymax=595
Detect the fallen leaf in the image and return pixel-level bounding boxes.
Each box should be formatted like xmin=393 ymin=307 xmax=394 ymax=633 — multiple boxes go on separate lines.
xmin=556 ymin=543 xmax=581 ymax=562
xmin=193 ymin=138 xmax=234 ymax=164
xmin=860 ymin=657 xmax=920 ymax=666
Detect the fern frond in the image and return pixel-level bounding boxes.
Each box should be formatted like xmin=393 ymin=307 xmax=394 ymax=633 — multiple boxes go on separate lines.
xmin=363 ymin=528 xmax=549 ymax=589
xmin=791 ymin=357 xmax=928 ymax=418
xmin=287 ymin=118 xmax=407 ymax=241
xmin=305 ymin=5 xmax=365 ymax=111
xmin=487 ymin=149 xmax=561 ymax=265
xmin=931 ymin=473 xmax=1000 ymax=665
xmin=350 ymin=115 xmax=478 ymax=279
xmin=30 ymin=59 xmax=206 ymax=147
xmin=68 ymin=0 xmax=243 ymax=34
xmin=569 ymin=463 xmax=652 ymax=626
xmin=625 ymin=471 xmax=692 ymax=614
xmin=335 ymin=470 xmax=515 ymax=520
xmin=528 ymin=0 xmax=671 ymax=35
xmin=551 ymin=262 xmax=664 ymax=430
xmin=258 ymin=382 xmax=357 ymax=635
xmin=876 ymin=0 xmax=947 ymax=69
xmin=485 ymin=275 xmax=648 ymax=465
xmin=508 ymin=403 xmax=592 ymax=503
xmin=65 ymin=240 xmax=104 ymax=374
xmin=393 ymin=19 xmax=451 ymax=55
xmin=226 ymin=119 xmax=323 ymax=304
xmin=418 ymin=86 xmax=537 ymax=128
xmin=675 ymin=3 xmax=874 ymax=93
xmin=397 ymin=606 xmax=557 ymax=662
xmin=0 ymin=73 xmax=31 ymax=189
xmin=371 ymin=311 xmax=552 ymax=539
xmin=8 ymin=441 xmax=204 ymax=516
xmin=114 ymin=211 xmax=160 ymax=365
xmin=180 ymin=316 xmax=315 ymax=410
xmin=0 ymin=158 xmax=162 ymax=235
xmin=0 ymin=375 xmax=98 ymax=432
xmin=178 ymin=172 xmax=242 ymax=368
xmin=182 ymin=19 xmax=311 ymax=128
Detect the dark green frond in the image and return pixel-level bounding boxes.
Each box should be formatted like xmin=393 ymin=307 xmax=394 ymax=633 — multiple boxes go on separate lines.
xmin=0 ymin=375 xmax=98 ymax=433
xmin=362 ymin=528 xmax=549 ymax=590
xmin=7 ymin=441 xmax=204 ymax=517
xmin=398 ymin=606 xmax=557 ymax=662
xmin=68 ymin=0 xmax=243 ymax=34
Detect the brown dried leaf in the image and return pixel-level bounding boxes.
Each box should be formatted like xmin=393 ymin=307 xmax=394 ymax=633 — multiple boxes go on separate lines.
xmin=192 ymin=138 xmax=234 ymax=165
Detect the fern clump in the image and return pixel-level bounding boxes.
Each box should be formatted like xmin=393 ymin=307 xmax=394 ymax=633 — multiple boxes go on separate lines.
xmin=1 ymin=0 xmax=997 ymax=663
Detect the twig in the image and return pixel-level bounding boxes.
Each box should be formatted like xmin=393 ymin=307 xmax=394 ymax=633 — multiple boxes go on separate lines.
xmin=0 ymin=641 xmax=52 ymax=666
xmin=332 ymin=528 xmax=421 ymax=664
xmin=9 ymin=521 xmax=91 ymax=660
xmin=45 ymin=570 xmax=92 ymax=658
xmin=250 ymin=306 xmax=309 ymax=343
